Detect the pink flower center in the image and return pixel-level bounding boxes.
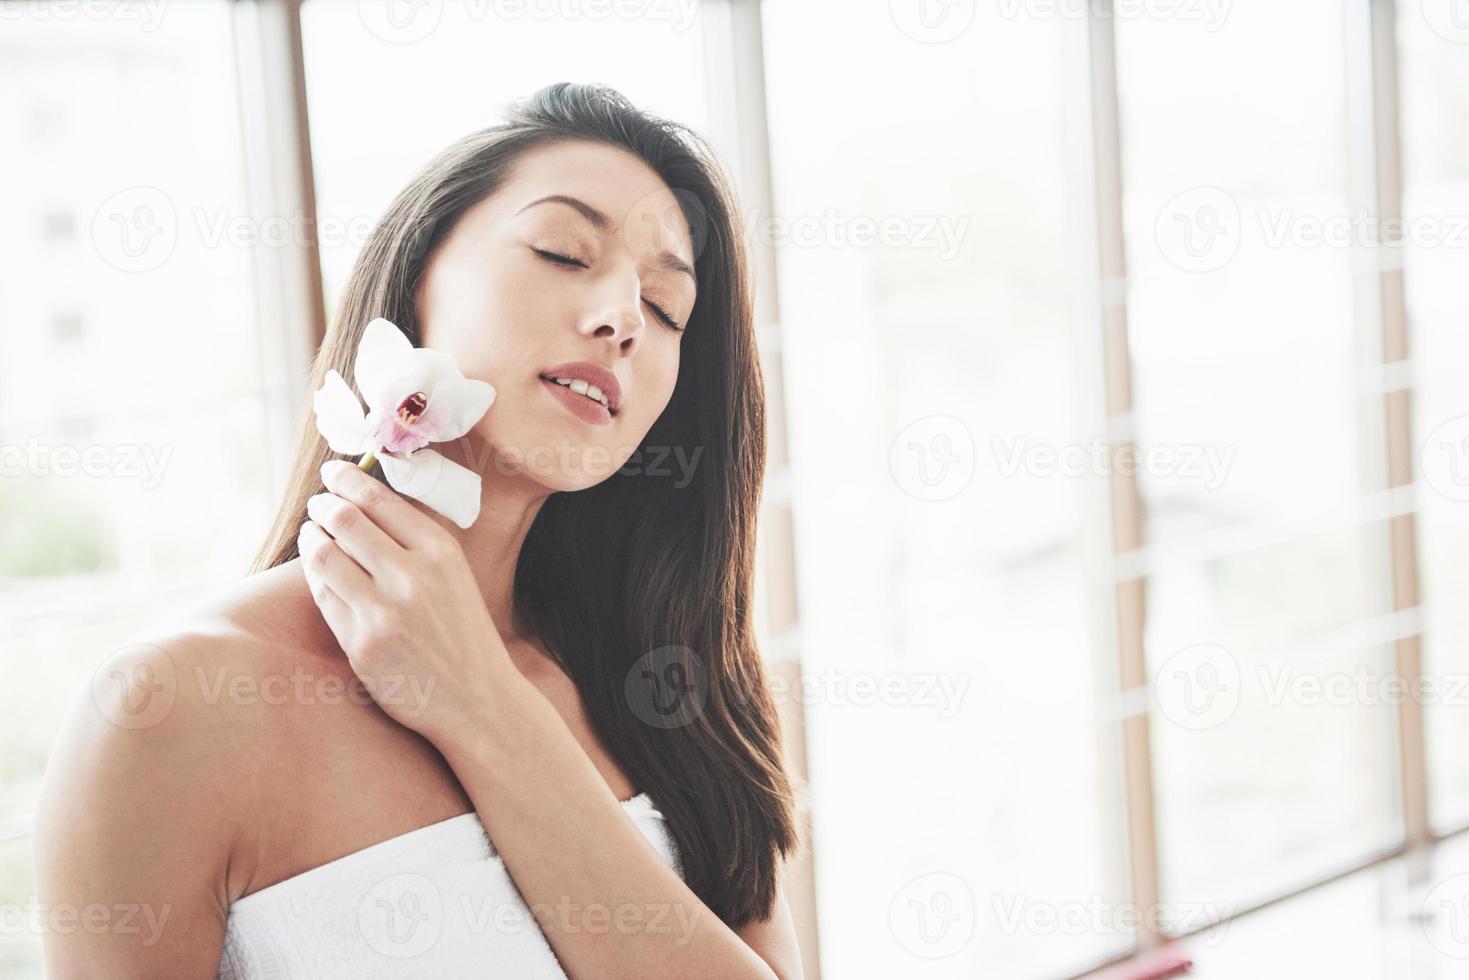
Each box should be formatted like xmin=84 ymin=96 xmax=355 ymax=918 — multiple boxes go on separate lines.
xmin=372 ymin=390 xmax=440 ymax=455
xmin=398 ymin=391 xmax=428 ymax=423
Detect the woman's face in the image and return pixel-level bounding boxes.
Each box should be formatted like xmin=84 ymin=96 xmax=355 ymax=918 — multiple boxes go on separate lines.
xmin=415 ymin=139 xmax=698 ymax=491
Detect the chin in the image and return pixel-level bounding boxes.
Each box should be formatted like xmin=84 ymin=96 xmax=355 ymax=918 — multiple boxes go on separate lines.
xmin=484 ymin=424 xmax=632 ymax=492
xmin=535 ymin=470 xmax=611 ymax=493
xmin=516 ymin=452 xmax=623 ymax=493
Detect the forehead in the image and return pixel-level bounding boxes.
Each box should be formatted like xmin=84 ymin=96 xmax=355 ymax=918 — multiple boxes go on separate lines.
xmin=502 ymin=140 xmax=696 ymax=268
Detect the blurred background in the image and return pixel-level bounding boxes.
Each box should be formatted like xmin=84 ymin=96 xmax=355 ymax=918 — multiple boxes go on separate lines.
xmin=3 ymin=0 xmax=1469 ymax=977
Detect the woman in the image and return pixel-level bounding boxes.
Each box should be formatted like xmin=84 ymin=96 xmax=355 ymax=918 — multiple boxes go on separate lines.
xmin=34 ymin=82 xmax=802 ymax=979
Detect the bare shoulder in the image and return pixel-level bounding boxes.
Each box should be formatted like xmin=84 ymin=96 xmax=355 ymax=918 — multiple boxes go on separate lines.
xmin=32 ymin=556 xmax=488 ymax=975
xmin=65 ymin=559 xmax=340 ymax=763
xmin=32 ymin=563 xmax=330 ymax=975
xmin=37 ymin=558 xmax=343 ymax=887
xmin=35 ymin=561 xmax=330 ymax=858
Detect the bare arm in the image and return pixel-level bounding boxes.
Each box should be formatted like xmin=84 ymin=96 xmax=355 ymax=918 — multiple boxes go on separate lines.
xmin=301 ymin=459 xmax=804 ymax=978
xmin=435 ymin=663 xmax=800 ymax=980
xmin=33 ymin=639 xmax=238 ymax=979
xmin=734 ymin=881 xmax=805 ymax=980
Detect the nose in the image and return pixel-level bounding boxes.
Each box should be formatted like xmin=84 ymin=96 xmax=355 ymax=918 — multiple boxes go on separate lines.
xmin=580 ymin=266 xmax=645 ymax=355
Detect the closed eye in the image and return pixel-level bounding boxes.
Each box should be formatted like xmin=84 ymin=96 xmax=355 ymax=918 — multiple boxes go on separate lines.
xmin=533 ymin=248 xmax=585 ymax=269
xmin=533 ymin=248 xmax=685 ymax=334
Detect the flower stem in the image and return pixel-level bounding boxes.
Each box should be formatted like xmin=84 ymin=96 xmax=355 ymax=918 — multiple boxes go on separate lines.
xmin=357 ymin=450 xmax=377 ymax=472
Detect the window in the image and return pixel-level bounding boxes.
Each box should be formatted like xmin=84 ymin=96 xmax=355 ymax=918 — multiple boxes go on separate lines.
xmin=1399 ymin=1 xmax=1469 ymax=835
xmin=1114 ymin=0 xmax=1403 ymax=909
xmin=761 ymin=3 xmax=1126 ymax=976
xmin=0 ymin=5 xmax=265 ymax=974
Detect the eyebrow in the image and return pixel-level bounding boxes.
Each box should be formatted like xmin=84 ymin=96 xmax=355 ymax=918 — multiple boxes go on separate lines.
xmin=516 ymin=194 xmax=696 ymax=283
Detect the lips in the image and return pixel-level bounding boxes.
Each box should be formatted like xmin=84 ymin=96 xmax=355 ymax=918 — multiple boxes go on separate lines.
xmin=537 ymin=361 xmax=622 ymax=415
xmin=540 ymin=376 xmax=613 ymax=425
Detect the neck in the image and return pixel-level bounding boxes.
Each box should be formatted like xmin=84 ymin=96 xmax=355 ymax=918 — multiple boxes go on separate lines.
xmin=410 ymin=435 xmax=552 ymax=645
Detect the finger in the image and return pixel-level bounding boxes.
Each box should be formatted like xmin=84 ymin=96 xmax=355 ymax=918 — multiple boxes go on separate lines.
xmin=321 ymin=458 xmax=442 ymax=550
xmin=298 ymin=548 xmax=356 ymax=648
xmin=305 ymin=490 xmax=401 ymax=578
xmin=297 ymin=519 xmax=373 ymax=610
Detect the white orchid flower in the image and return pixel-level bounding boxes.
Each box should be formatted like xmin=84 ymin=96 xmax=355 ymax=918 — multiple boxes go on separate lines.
xmin=312 ymin=317 xmax=495 ymax=529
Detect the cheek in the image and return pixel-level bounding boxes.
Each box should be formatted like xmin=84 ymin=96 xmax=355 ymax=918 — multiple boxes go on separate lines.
xmin=424 ymin=274 xmax=543 ymax=387
xmin=650 ymin=348 xmax=681 ymax=415
xmin=616 ymin=352 xmax=680 ymax=447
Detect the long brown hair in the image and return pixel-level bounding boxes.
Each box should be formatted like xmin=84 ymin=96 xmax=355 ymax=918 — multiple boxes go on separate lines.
xmin=251 ymin=82 xmax=796 ymax=926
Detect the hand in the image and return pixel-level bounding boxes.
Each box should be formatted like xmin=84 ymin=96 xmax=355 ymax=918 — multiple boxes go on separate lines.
xmin=296 ymin=458 xmax=508 ymax=741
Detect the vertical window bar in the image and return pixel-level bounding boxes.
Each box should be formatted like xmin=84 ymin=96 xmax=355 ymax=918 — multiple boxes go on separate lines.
xmin=1082 ymin=0 xmax=1163 ymax=950
xmin=230 ymin=0 xmax=326 ymax=496
xmin=703 ymin=2 xmax=822 ymax=977
xmin=1361 ymin=0 xmax=1430 ymax=848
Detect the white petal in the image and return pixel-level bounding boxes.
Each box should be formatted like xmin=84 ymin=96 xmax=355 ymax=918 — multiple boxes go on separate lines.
xmin=377 ymin=448 xmax=482 ymax=529
xmin=312 ymin=369 xmax=370 ymax=455
xmin=378 ymin=349 xmax=472 ymax=409
xmin=427 ymin=377 xmax=496 ymax=441
xmin=375 ymin=373 xmax=424 ymax=420
xmin=411 ymin=347 xmax=464 ymax=389
xmin=354 ymin=318 xmax=416 ymax=410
